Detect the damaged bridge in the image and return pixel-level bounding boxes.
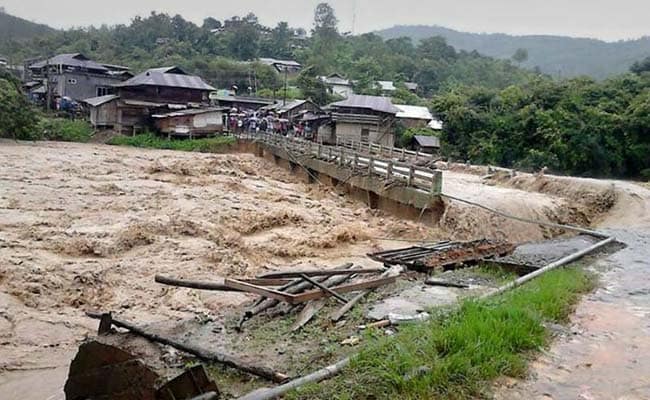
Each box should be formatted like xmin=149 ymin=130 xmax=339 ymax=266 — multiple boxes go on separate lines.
xmin=233 ymin=133 xmax=444 ymax=223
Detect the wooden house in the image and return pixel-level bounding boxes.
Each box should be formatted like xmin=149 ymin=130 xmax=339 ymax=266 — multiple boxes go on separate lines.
xmin=27 ymin=53 xmax=130 ymax=103
xmin=324 ymin=95 xmax=400 ymax=147
xmin=152 ymin=107 xmax=229 ymax=138
xmin=412 ymin=135 xmax=441 ymax=154
xmin=395 ymin=104 xmax=434 ymax=129
xmin=84 ymin=66 xmax=215 ymax=134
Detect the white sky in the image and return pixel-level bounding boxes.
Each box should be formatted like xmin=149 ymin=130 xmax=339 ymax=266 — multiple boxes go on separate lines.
xmin=2 ymin=0 xmax=649 ymax=41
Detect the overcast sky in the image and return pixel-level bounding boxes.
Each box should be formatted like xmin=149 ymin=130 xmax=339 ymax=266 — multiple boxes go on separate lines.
xmin=2 ymin=0 xmax=648 ymax=41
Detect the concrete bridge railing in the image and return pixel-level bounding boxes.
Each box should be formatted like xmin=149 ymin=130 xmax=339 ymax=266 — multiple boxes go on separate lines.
xmin=231 ymin=132 xmax=443 ymax=196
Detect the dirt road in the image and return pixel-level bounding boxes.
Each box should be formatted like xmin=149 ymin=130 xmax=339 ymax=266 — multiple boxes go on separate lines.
xmin=0 ymin=140 xmax=627 ymax=399
xmin=496 ymin=181 xmax=650 ymax=400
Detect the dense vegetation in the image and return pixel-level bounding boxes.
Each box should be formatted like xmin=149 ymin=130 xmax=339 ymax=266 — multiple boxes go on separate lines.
xmin=289 ymin=267 xmax=596 ymax=400
xmin=432 ymin=73 xmax=650 ymax=178
xmin=0 ymin=9 xmax=55 ymax=64
xmin=0 ymin=6 xmax=536 ymax=98
xmin=378 ymin=25 xmax=650 ymax=80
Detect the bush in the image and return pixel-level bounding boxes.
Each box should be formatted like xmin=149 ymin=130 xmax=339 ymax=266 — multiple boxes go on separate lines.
xmin=640 ymin=168 xmax=650 ymax=182
xmin=108 ymin=133 xmax=236 ymax=152
xmin=0 ymin=75 xmax=39 ymax=140
xmin=37 ymin=118 xmax=93 ymax=142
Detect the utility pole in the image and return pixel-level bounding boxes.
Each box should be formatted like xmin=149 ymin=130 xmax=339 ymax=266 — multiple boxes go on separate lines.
xmin=283 ymin=66 xmax=288 ymax=106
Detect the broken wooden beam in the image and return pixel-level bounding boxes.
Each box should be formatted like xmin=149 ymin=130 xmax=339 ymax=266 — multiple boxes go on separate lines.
xmin=299 ymin=274 xmax=348 ymax=304
xmin=223 ymin=279 xmax=297 ymax=303
xmin=155 ymin=275 xmax=243 ymax=292
xmin=86 ymin=312 xmax=289 ymax=383
xmin=291 ymin=276 xmax=397 ymax=304
xmin=257 ymin=266 xmax=381 ymax=280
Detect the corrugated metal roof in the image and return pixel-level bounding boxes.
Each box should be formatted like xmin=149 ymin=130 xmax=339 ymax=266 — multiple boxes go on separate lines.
xmin=330 ymin=94 xmax=399 ymax=115
xmin=84 ymin=94 xmax=119 ymax=106
xmin=395 ymin=104 xmax=433 ymax=120
xmin=321 ymin=74 xmax=352 ymax=86
xmin=414 ymin=135 xmax=441 ymax=148
xmin=29 ymin=53 xmax=109 ymax=72
xmin=114 ymin=66 xmax=215 ymax=91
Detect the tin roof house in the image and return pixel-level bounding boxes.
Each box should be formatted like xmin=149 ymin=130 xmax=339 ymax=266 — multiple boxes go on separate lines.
xmin=322 ymin=94 xmax=400 ymax=147
xmin=27 ymin=53 xmax=131 ymax=103
xmin=84 ymin=66 xmax=216 ymax=134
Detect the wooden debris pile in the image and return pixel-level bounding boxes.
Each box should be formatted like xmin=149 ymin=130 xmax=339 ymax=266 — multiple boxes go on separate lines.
xmin=367 ymin=239 xmax=515 ymax=271
xmin=156 ymin=262 xmax=401 ymax=332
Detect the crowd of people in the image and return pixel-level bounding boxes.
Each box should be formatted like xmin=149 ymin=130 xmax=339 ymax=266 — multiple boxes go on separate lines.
xmin=226 ymin=108 xmax=316 ymax=139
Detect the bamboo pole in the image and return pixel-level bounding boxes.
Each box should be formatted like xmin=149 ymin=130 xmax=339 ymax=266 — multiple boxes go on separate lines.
xmin=85 ymin=312 xmax=289 ymax=383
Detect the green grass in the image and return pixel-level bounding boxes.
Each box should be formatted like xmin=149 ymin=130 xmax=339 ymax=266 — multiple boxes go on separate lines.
xmin=108 ymin=133 xmax=236 ymax=152
xmin=288 ymin=267 xmax=596 ymax=400
xmin=37 ymin=117 xmax=93 ymax=142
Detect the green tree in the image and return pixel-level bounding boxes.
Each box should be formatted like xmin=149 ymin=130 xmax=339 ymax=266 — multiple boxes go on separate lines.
xmin=0 ymin=72 xmax=38 ymax=140
xmin=512 ymin=48 xmax=529 ymax=64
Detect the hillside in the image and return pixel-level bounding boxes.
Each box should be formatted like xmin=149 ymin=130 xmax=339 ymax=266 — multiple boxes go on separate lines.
xmin=0 ymin=10 xmax=56 ymax=43
xmin=377 ymin=25 xmax=650 ymax=79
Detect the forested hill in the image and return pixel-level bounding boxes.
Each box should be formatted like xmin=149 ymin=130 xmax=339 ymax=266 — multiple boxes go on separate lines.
xmin=376 ymin=25 xmax=650 ymax=80
xmin=0 ymin=10 xmax=56 ymax=42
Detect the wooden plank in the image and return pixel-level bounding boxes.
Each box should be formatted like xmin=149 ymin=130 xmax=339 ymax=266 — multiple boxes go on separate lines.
xmin=223 ymin=279 xmax=295 ymax=303
xmin=290 ymin=299 xmax=326 ymax=332
xmin=257 ymin=267 xmax=382 ymax=280
xmin=290 ymin=276 xmax=397 ymax=304
xmin=299 ymin=274 xmax=348 ymax=304
xmin=240 ymin=278 xmax=295 ymax=286
xmin=155 ymin=275 xmax=242 ymax=292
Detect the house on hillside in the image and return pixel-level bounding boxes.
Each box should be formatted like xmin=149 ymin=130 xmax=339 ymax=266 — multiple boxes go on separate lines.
xmin=322 ymin=94 xmax=400 ymax=147
xmin=84 ymin=66 xmax=215 ymax=133
xmin=27 ymin=53 xmax=130 ymax=103
xmin=376 ymin=80 xmax=419 ymax=95
xmin=412 ymin=135 xmax=441 ymax=154
xmin=261 ymin=99 xmax=323 ymax=122
xmin=321 ymin=73 xmax=354 ymax=98
xmin=395 ymin=104 xmax=434 ymax=128
xmin=259 ymin=58 xmax=302 ymax=76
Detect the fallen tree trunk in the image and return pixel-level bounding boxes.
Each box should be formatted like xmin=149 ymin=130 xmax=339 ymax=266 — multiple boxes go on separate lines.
xmin=155 ymin=275 xmax=242 ymax=292
xmin=86 ymin=312 xmax=289 ymax=383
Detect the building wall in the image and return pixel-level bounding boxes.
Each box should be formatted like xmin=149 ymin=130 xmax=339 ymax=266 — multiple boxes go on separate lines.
xmin=53 ymin=72 xmax=124 ymax=101
xmin=154 ymin=111 xmax=224 ymax=136
xmin=335 ymin=122 xmax=394 ymax=147
xmin=89 ymin=101 xmax=118 ymax=127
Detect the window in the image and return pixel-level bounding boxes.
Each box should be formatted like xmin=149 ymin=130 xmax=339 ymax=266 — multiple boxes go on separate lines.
xmin=361 ymin=128 xmax=370 ymax=142
xmin=67 ymin=78 xmax=77 ymax=85
xmin=96 ymin=87 xmax=112 ymax=97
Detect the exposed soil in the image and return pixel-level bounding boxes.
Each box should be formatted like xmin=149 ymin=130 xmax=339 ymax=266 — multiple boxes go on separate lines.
xmin=0 ymin=140 xmax=624 ymax=399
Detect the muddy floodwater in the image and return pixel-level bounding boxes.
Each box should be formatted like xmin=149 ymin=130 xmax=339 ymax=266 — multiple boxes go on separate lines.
xmin=0 ymin=140 xmax=645 ymax=399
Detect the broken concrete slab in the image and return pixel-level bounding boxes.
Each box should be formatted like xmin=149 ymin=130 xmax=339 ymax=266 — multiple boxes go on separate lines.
xmin=366 ymin=285 xmax=459 ymax=321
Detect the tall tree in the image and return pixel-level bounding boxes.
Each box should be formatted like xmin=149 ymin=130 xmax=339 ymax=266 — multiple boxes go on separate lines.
xmin=512 ymin=48 xmax=529 ymax=65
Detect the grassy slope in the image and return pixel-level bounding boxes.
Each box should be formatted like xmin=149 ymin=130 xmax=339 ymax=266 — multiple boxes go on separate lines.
xmin=108 ymin=133 xmax=236 ymax=153
xmin=289 ymin=267 xmax=596 ymax=400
